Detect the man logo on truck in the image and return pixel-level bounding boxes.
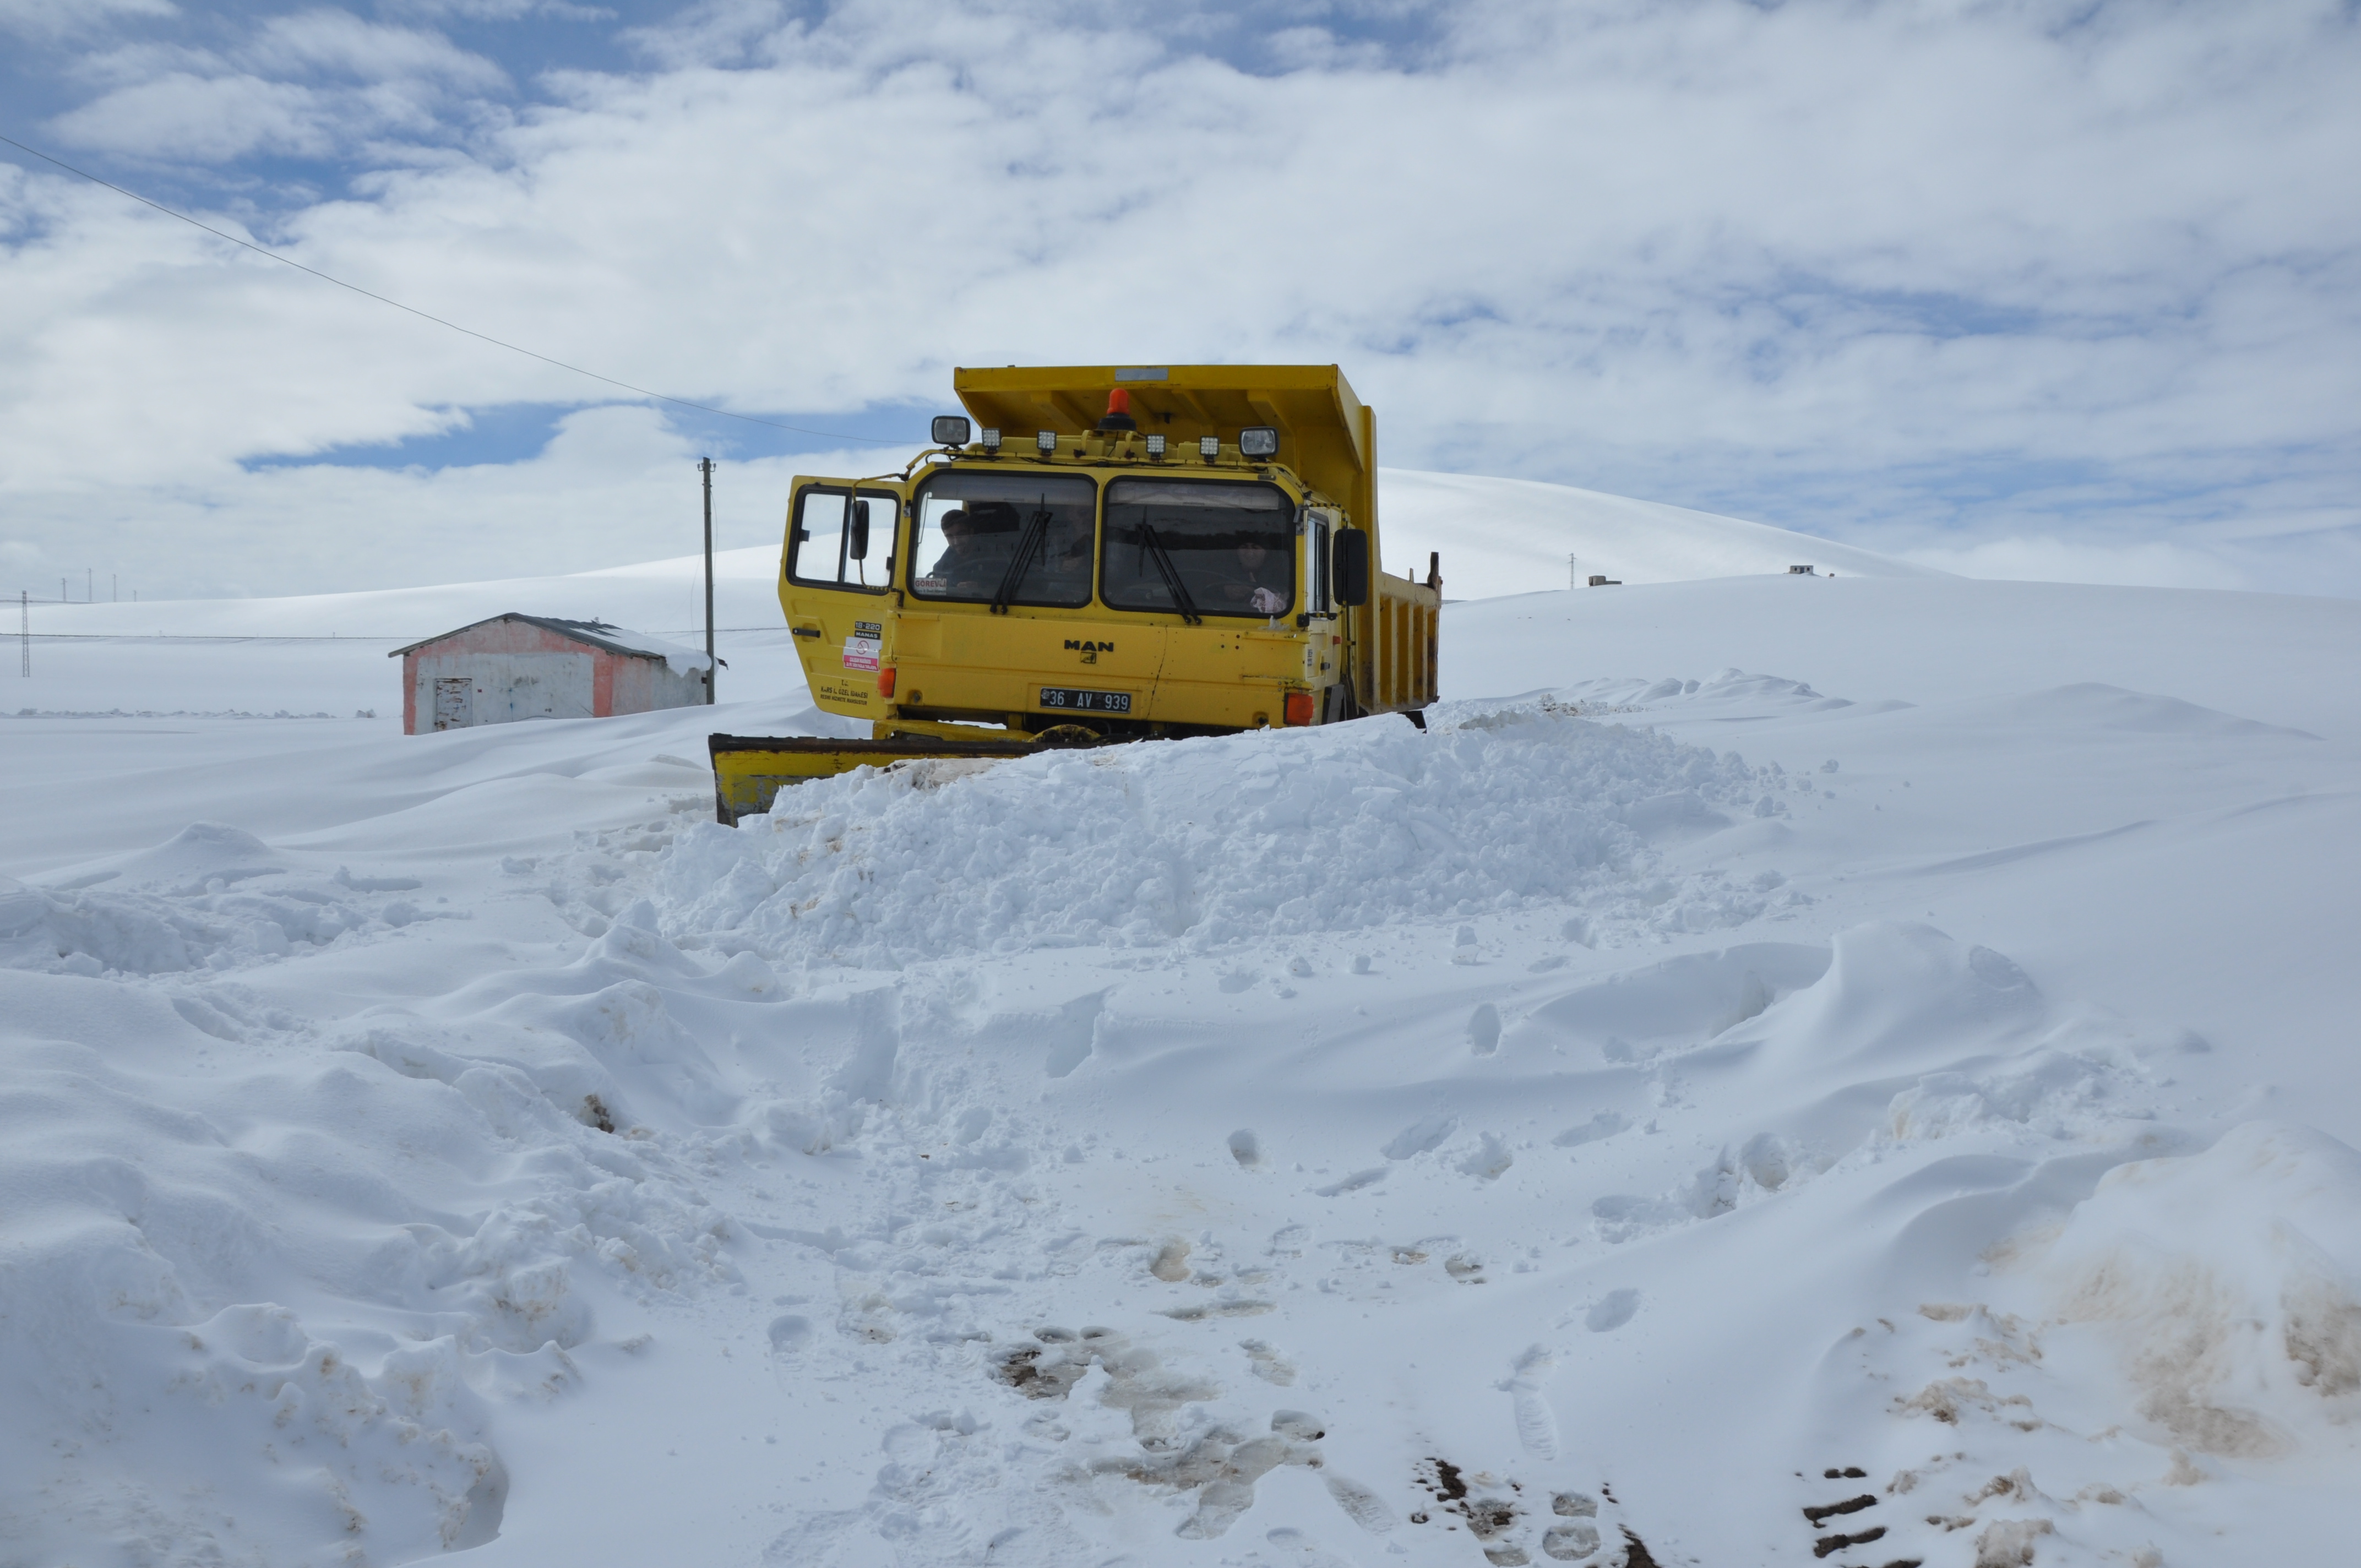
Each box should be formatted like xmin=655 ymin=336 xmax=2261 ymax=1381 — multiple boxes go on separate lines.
xmin=1065 ymin=639 xmax=1113 ymax=664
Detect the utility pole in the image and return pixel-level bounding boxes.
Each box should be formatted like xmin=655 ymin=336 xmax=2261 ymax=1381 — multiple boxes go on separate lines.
xmin=86 ymin=568 xmax=92 ymax=602
xmin=700 ymin=457 xmax=716 ymax=705
xmin=19 ymin=590 xmax=27 ymax=677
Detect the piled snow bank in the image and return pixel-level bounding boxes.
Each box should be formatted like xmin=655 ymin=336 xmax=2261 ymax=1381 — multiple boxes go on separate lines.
xmin=654 ymin=711 xmax=1794 ymax=967
xmin=2031 ymin=1121 xmax=2361 ymax=1457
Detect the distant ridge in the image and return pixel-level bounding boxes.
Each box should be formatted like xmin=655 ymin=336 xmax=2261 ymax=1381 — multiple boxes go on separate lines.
xmin=25 ymin=471 xmax=1921 ymax=637
xmin=1378 ymin=470 xmax=1937 ymax=600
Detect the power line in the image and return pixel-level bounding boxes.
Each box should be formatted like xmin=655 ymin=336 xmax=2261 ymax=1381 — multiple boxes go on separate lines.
xmin=0 ymin=132 xmax=901 ymax=447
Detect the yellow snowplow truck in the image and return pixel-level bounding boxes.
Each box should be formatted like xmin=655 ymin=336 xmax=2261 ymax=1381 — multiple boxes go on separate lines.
xmin=709 ymin=364 xmax=1440 ymax=823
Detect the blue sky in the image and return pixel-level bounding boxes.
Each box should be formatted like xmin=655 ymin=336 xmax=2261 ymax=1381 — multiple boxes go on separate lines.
xmin=3 ymin=0 xmax=2359 ymax=598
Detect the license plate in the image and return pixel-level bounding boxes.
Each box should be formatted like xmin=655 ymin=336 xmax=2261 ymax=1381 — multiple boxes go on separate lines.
xmin=1038 ymin=687 xmax=1133 ymax=715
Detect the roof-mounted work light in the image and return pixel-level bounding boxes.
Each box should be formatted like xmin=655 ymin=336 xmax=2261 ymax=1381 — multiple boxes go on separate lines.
xmin=1198 ymin=435 xmax=1221 ymax=459
xmin=1036 ymin=430 xmax=1058 ymax=454
xmin=981 ymin=427 xmax=1002 ymax=451
xmin=1239 ymin=426 xmax=1279 ymax=458
xmin=931 ymin=415 xmax=972 ymax=447
xmin=1145 ymin=434 xmax=1166 ymax=458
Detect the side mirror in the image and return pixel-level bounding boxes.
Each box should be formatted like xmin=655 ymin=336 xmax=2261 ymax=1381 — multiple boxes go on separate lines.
xmin=1333 ymin=527 xmax=1370 ymax=606
xmin=932 ymin=415 xmax=972 ymax=447
xmin=847 ymin=499 xmax=872 ymax=561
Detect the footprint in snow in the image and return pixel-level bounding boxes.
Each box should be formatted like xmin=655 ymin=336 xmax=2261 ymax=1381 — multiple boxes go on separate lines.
xmin=1383 ymin=1112 xmax=1457 ymax=1160
xmin=1797 ymin=1466 xmax=1918 ymax=1566
xmin=1265 ymin=1525 xmax=1359 ymax=1567
xmin=1584 ymin=1289 xmax=1640 ymax=1332
xmin=1504 ymin=1345 xmax=1559 ymax=1460
xmin=1240 ymin=1338 xmax=1297 ymax=1386
xmin=1461 ymin=1133 xmax=1515 ymax=1180
xmin=1407 ymin=1460 xmax=1662 ymax=1566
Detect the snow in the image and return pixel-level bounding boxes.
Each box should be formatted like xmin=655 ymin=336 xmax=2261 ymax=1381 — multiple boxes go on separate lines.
xmin=1379 ymin=469 xmax=1938 ymax=595
xmin=530 ymin=620 xmax=715 ymax=678
xmin=5 ymin=488 xmax=2360 ymax=1568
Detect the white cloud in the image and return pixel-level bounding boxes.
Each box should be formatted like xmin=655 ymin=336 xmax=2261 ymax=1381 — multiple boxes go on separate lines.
xmin=246 ymin=10 xmax=509 ymax=89
xmin=0 ymin=0 xmax=173 ymax=42
xmin=2 ymin=0 xmax=2358 ymax=597
xmin=43 ymin=10 xmax=507 ymax=161
xmin=389 ymin=1 xmax=611 ymax=19
xmin=0 ymin=404 xmax=889 ymax=600
xmin=46 ymin=72 xmax=344 ymax=160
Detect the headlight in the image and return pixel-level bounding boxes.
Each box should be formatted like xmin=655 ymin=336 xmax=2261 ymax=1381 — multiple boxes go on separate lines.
xmin=931 ymin=415 xmax=971 ymax=447
xmin=1239 ymin=426 xmax=1279 ymax=458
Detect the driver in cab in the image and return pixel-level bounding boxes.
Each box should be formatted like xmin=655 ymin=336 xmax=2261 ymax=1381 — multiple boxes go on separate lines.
xmin=919 ymin=508 xmax=991 ymax=595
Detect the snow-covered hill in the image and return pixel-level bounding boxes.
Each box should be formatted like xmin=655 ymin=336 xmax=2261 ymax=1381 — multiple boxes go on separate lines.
xmin=5 ymin=500 xmax=2357 ymax=1567
xmin=1381 ymin=469 xmax=1934 ymax=595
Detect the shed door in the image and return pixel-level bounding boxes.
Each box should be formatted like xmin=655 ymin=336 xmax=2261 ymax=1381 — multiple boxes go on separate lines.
xmin=433 ymin=677 xmax=473 ymax=731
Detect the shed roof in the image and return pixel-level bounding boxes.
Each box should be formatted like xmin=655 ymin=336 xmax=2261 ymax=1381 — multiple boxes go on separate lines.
xmin=388 ymin=614 xmax=716 ymax=673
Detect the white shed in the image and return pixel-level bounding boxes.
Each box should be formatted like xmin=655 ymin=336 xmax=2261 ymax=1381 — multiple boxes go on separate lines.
xmin=390 ymin=615 xmax=717 ymax=734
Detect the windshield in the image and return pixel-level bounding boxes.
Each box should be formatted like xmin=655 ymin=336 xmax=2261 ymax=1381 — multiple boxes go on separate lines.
xmin=1101 ymin=478 xmax=1295 ymax=619
xmin=910 ymin=471 xmax=1096 ymax=607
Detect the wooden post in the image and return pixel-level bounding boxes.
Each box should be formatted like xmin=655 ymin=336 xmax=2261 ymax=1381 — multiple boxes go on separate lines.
xmin=700 ymin=457 xmax=716 ymax=705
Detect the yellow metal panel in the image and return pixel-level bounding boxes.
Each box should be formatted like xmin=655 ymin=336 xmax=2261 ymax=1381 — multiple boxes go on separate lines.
xmin=953 ymin=365 xmax=1373 ymax=536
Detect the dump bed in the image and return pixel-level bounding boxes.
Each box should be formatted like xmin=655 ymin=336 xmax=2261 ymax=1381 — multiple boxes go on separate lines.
xmin=952 ymin=365 xmax=1377 ymax=559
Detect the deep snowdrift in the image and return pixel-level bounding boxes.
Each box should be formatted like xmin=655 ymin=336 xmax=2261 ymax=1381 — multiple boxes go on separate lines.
xmin=4 ymin=566 xmax=2358 ymax=1567
xmin=657 ymin=704 xmax=1799 ymax=969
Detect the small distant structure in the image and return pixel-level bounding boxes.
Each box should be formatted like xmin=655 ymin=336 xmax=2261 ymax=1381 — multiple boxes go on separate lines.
xmin=1788 ymin=564 xmax=1816 ymax=575
xmin=390 ymin=614 xmax=718 ymax=734
xmin=1587 ymin=574 xmax=1622 ymax=587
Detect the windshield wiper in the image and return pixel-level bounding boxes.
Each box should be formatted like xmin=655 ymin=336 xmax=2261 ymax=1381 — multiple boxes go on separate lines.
xmin=1139 ymin=525 xmax=1203 ymax=625
xmin=989 ymin=497 xmax=1054 ymax=615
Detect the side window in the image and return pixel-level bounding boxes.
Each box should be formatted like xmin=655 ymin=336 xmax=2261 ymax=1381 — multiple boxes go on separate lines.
xmin=788 ymin=487 xmax=896 ymax=592
xmin=1307 ymin=513 xmax=1332 ymax=614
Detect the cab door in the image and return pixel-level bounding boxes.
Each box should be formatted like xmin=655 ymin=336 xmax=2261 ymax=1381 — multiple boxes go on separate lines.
xmin=781 ymin=477 xmax=906 ymax=721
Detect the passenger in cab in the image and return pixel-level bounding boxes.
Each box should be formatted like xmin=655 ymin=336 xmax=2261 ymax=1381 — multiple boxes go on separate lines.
xmin=1220 ymin=538 xmax=1291 ymax=616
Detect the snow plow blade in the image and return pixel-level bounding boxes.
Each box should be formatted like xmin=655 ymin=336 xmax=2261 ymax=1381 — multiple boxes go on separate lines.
xmin=706 ymin=733 xmax=1057 ymax=825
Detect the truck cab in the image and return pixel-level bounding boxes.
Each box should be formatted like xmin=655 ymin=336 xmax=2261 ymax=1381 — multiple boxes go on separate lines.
xmin=778 ymin=364 xmax=1438 ymax=743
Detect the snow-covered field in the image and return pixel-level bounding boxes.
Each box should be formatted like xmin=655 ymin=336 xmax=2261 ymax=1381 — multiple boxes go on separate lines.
xmin=5 ymin=486 xmax=2359 ymax=1568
